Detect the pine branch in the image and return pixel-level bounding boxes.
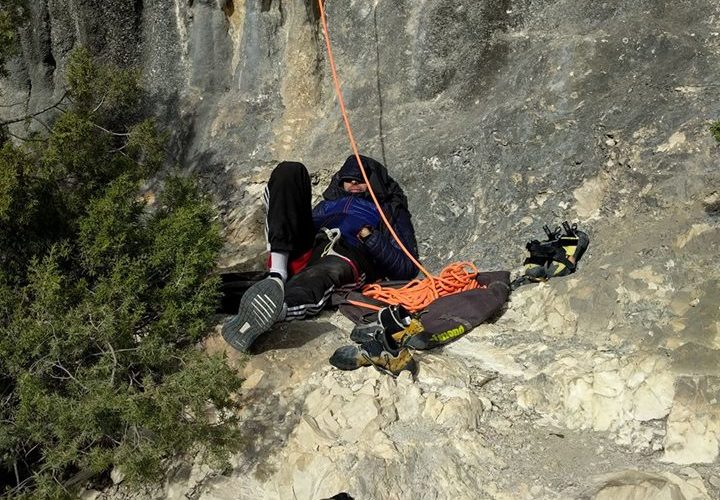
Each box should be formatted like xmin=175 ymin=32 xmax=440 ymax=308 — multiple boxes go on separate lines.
xmin=91 ymin=122 xmax=131 ymax=136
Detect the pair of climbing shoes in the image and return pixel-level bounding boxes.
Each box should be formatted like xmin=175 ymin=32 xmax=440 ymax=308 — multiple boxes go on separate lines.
xmin=511 ymin=221 xmax=590 ymax=289
xmin=329 ymin=305 xmax=421 ymax=378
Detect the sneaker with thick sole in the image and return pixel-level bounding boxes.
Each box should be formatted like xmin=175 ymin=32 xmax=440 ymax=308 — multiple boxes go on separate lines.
xmin=222 ymin=276 xmax=285 ymax=352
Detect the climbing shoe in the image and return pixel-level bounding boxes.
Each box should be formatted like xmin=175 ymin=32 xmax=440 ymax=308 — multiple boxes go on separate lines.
xmin=350 ymin=304 xmax=412 ymax=344
xmin=360 ymin=337 xmax=418 ymax=378
xmin=392 ymin=317 xmax=426 ymax=346
xmin=513 ymin=221 xmax=589 ymax=288
xmin=222 ymin=275 xmax=285 ymax=352
xmin=564 ymin=222 xmax=590 ymax=266
xmin=329 ymin=344 xmax=372 ymax=371
xmin=356 ymin=321 xmax=419 ymax=377
xmin=331 ymin=323 xmax=420 ymax=377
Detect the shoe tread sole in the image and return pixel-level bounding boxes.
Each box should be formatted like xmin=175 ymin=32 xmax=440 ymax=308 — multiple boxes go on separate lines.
xmin=222 ymin=278 xmax=284 ymax=352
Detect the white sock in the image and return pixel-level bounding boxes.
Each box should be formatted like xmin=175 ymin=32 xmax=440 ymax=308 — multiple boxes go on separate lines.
xmin=269 ymin=251 xmax=289 ymax=281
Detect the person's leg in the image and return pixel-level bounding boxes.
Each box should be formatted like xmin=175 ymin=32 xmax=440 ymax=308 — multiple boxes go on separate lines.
xmin=280 ymin=228 xmax=369 ymax=321
xmin=222 ymin=161 xmax=315 ymax=352
xmin=265 ymin=161 xmax=315 ymax=280
xmin=283 ymin=254 xmax=359 ymax=321
xmin=217 ymin=271 xmax=268 ymax=314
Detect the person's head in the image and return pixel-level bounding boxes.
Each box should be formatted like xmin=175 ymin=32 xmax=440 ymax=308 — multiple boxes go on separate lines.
xmin=338 ymin=155 xmax=374 ymax=194
xmin=341 ymin=177 xmax=368 ymax=193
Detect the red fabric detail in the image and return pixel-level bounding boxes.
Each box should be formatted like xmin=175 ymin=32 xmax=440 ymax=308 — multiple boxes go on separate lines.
xmin=289 ymin=249 xmax=313 ymax=277
xmin=266 ymin=249 xmax=313 ymax=278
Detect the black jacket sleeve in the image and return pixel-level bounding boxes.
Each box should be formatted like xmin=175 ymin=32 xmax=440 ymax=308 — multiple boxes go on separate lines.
xmin=361 ymin=205 xmax=419 ymax=280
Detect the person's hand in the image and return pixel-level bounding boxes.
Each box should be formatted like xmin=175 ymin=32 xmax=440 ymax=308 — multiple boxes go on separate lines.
xmin=358 ymin=226 xmax=373 ymax=241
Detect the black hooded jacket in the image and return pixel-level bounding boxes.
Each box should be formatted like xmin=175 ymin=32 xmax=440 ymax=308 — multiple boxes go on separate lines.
xmin=311 ymin=155 xmax=419 ymax=280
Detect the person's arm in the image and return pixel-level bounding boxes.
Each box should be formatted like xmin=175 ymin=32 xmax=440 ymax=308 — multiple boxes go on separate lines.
xmin=311 ymin=200 xmax=333 ymax=231
xmin=359 ymin=208 xmax=419 ymax=280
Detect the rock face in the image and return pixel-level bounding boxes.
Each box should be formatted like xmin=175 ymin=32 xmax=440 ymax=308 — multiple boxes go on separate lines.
xmin=4 ymin=0 xmax=720 ymax=499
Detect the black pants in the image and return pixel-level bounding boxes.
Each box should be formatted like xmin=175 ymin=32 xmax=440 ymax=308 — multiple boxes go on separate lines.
xmin=221 ymin=162 xmax=368 ymax=320
xmin=264 ymin=161 xmax=315 ymax=258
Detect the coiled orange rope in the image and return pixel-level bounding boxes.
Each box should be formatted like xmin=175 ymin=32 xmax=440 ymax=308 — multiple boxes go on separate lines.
xmin=361 ymin=262 xmax=481 ymax=312
xmin=317 ymin=0 xmax=482 ymax=313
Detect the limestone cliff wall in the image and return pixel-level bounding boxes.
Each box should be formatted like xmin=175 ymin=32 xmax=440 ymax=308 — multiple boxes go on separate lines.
xmin=3 ymin=0 xmax=718 ymax=269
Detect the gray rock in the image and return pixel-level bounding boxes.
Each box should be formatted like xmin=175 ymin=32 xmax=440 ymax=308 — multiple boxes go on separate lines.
xmin=3 ymin=0 xmax=720 ymax=498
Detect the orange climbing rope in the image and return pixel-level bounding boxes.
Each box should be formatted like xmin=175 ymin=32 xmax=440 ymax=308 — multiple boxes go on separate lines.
xmin=317 ymin=0 xmax=482 ymax=313
xmin=361 ymin=261 xmax=481 ymax=312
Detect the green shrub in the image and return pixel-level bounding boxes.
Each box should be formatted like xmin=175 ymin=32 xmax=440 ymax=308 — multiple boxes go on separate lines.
xmin=710 ymin=120 xmax=720 ymax=143
xmin=0 ymin=0 xmax=27 ymax=77
xmin=0 ymin=48 xmax=243 ymax=499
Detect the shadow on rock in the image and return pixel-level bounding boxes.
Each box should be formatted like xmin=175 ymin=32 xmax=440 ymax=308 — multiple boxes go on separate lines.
xmin=233 ymin=390 xmax=303 ymax=480
xmin=250 ymin=320 xmax=338 ymax=354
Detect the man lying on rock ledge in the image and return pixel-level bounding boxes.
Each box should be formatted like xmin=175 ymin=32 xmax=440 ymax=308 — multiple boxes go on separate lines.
xmin=222 ymin=156 xmax=419 ymax=355
xmin=220 ymin=155 xmax=519 ymax=377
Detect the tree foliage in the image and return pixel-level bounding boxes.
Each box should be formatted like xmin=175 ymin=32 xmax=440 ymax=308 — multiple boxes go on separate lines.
xmin=0 ymin=47 xmax=243 ymax=499
xmin=0 ymin=0 xmax=27 ymax=77
xmin=711 ymin=120 xmax=720 ymax=143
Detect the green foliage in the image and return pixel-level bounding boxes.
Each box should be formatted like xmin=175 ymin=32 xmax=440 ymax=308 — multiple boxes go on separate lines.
xmin=710 ymin=120 xmax=720 ymax=143
xmin=0 ymin=142 xmax=49 ymax=279
xmin=0 ymin=0 xmax=27 ymax=76
xmin=66 ymin=47 xmax=143 ymax=123
xmin=0 ymin=48 xmax=242 ymax=498
xmin=0 ymin=143 xmax=22 ymax=222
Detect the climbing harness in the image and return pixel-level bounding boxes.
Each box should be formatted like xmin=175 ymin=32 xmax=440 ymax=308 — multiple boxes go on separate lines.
xmin=316 ymin=0 xmax=481 ymax=313
xmin=510 ymin=221 xmax=590 ymax=289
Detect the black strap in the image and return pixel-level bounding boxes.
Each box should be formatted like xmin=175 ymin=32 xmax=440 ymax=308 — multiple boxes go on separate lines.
xmin=562 ymin=220 xmax=579 ymax=237
xmin=526 ymin=240 xmax=562 ymax=258
xmin=524 ymin=239 xmax=576 ymax=272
